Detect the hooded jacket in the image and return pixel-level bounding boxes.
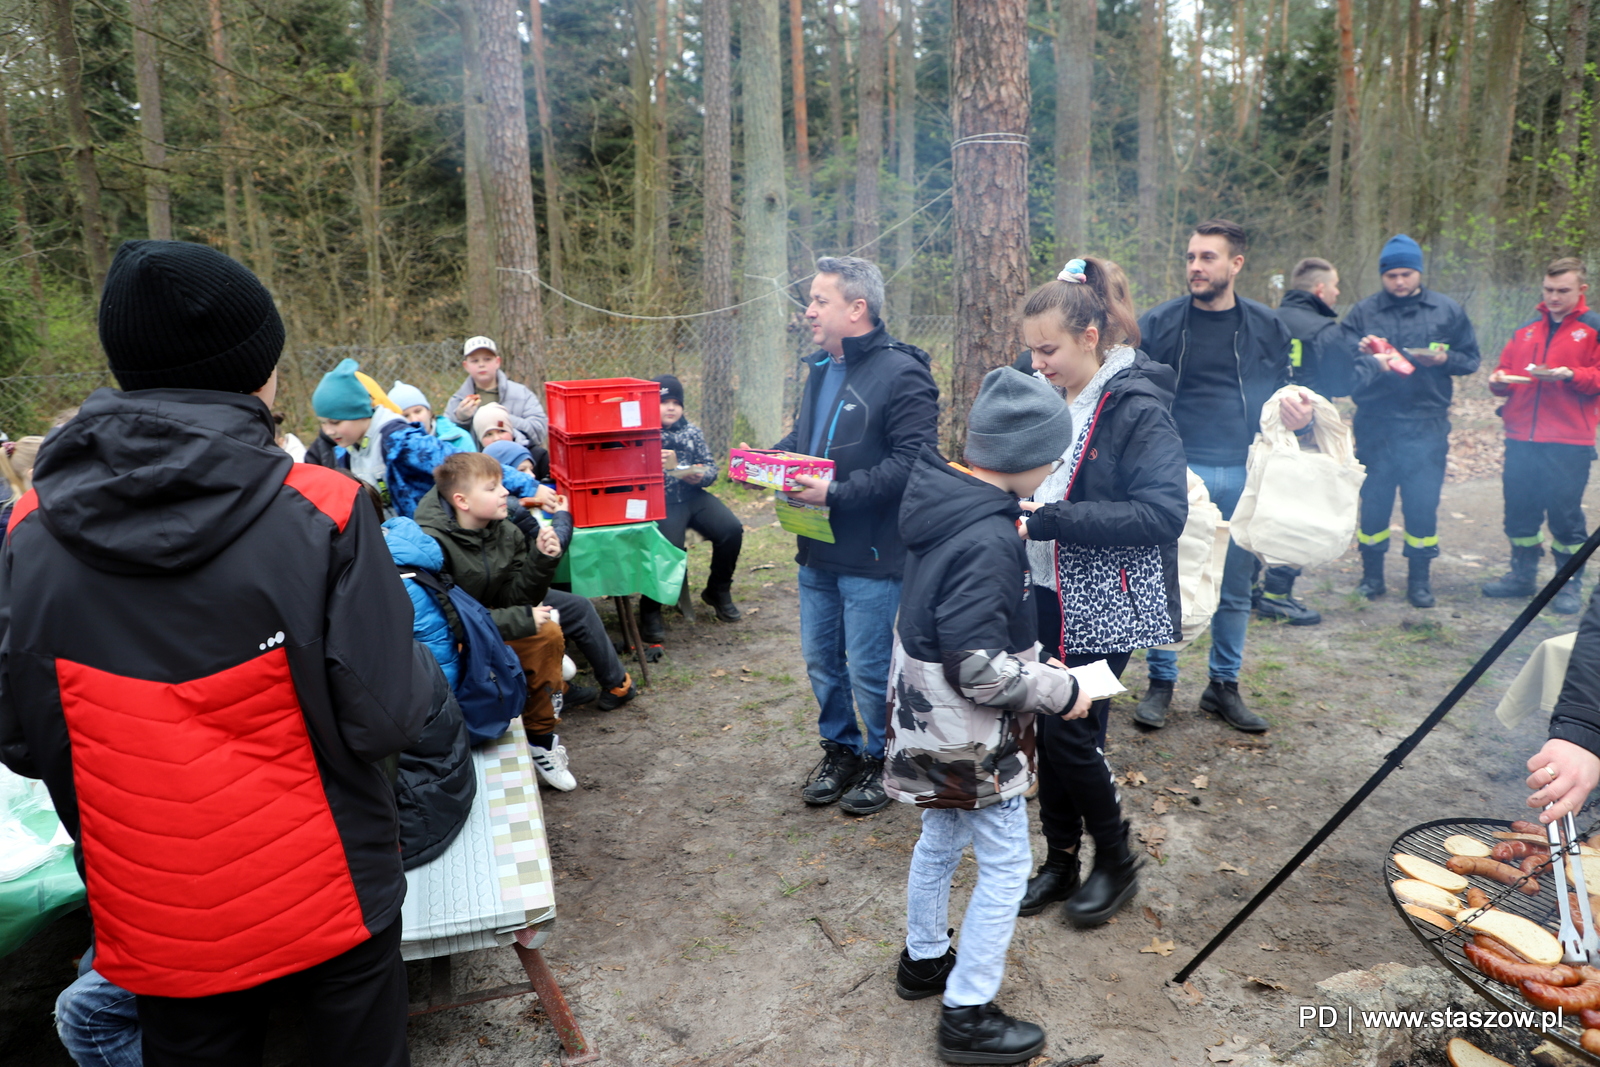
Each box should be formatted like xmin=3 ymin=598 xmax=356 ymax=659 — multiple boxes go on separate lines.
xmin=662 ymin=416 xmax=718 ymax=505
xmin=0 ymin=388 xmax=431 ymax=997
xmin=772 ymin=322 xmax=940 ymax=578
xmin=884 ymin=448 xmax=1080 ymax=810
xmin=1332 ymin=287 xmax=1482 ymax=419
xmin=1023 ymin=353 xmax=1187 ymax=655
xmin=384 ymin=517 xmax=462 ymax=686
xmin=1137 ymin=293 xmax=1292 ymax=459
xmin=445 ymin=370 xmax=549 ymax=447
xmin=413 ymin=487 xmax=561 ymax=641
xmin=1275 ymin=289 xmax=1342 ymax=396
xmin=395 ymin=656 xmax=475 ymax=870
xmin=1488 ymin=298 xmax=1600 ymax=447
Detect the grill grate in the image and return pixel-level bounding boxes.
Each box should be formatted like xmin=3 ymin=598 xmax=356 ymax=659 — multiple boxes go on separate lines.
xmin=1388 ymin=817 xmax=1600 ymax=1063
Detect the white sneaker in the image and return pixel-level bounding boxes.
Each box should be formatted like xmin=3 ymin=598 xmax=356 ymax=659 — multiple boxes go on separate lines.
xmin=529 ymin=737 xmax=578 ymax=791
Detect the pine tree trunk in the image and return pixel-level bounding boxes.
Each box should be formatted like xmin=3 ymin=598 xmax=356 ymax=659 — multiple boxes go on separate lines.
xmin=1474 ymin=0 xmax=1526 ymax=225
xmin=891 ymin=0 xmax=916 ymax=323
xmin=789 ymin=0 xmax=815 ymax=256
xmin=1549 ymin=0 xmax=1590 ymax=249
xmin=1052 ymin=0 xmax=1095 ymax=265
xmin=0 ymin=88 xmax=48 ymax=342
xmin=950 ymin=0 xmax=1030 ymax=455
xmin=49 ymin=0 xmax=110 ymax=292
xmin=652 ymin=0 xmax=671 ymax=283
xmin=852 ymin=0 xmax=884 ymax=257
xmin=1135 ymin=0 xmax=1161 ymax=293
xmin=206 ymin=0 xmax=243 ymax=262
xmin=738 ymin=0 xmax=789 ymax=444
xmin=460 ymin=0 xmax=497 ymax=334
xmin=469 ymin=0 xmax=546 ymax=383
xmin=631 ymin=0 xmax=657 ymax=296
xmin=528 ymin=0 xmax=566 ymax=333
xmin=130 ymin=0 xmax=172 ymax=240
xmin=366 ymin=0 xmax=394 ymax=343
xmin=702 ymin=0 xmax=735 ymax=459
xmin=823 ymin=1 xmax=850 ymax=251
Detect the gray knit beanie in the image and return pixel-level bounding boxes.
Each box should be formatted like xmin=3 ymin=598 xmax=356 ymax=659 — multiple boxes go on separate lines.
xmin=965 ymin=367 xmax=1074 ymax=473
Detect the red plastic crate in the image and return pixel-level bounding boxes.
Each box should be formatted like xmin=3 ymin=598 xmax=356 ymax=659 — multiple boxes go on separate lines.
xmin=549 ymin=427 xmax=662 ymax=484
xmin=560 ymin=476 xmax=666 ymax=528
xmin=545 ymin=378 xmax=661 ymax=435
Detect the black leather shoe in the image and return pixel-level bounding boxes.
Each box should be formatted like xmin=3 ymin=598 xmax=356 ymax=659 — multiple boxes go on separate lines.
xmin=1133 ymin=679 xmax=1173 ymax=728
xmin=1064 ymin=821 xmax=1143 ymax=928
xmin=802 ymin=740 xmax=863 ymax=806
xmin=1199 ymin=679 xmax=1267 ymax=733
xmin=1254 ymin=592 xmax=1322 ymax=625
xmin=839 ymin=756 xmax=890 ymax=815
xmin=638 ymin=599 xmax=666 ymax=644
xmin=1551 ymin=553 xmax=1585 ymax=615
xmin=1357 ymin=551 xmax=1386 ymax=599
xmin=896 ymin=939 xmax=956 ymax=1000
xmin=701 ymin=587 xmax=742 ymax=622
xmin=1017 ymin=846 xmax=1079 ymax=916
xmin=936 ymin=1002 xmax=1046 ymax=1065
xmin=1407 ymin=557 xmax=1436 ymax=609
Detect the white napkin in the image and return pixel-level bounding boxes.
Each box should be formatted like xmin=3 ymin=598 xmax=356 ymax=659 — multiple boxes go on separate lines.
xmin=1067 ymin=659 xmax=1128 ymax=702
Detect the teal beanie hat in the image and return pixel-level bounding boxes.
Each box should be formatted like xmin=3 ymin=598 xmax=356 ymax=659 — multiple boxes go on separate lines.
xmin=313 ymin=358 xmax=375 ymax=420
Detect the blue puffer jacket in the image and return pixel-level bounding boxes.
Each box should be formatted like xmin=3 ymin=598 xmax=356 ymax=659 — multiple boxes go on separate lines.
xmin=383 ymin=517 xmax=461 ymax=687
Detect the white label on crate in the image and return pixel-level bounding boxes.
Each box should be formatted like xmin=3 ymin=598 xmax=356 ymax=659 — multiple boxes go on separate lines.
xmin=619 ymin=400 xmax=642 ymax=428
xmin=625 ymin=498 xmax=647 ymax=520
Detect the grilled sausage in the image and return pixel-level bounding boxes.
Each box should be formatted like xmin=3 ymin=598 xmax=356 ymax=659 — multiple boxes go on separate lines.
xmin=1524 ymin=967 xmax=1600 ymax=1011
xmin=1492 ymin=840 xmax=1548 ymax=862
xmin=1465 ymin=939 xmax=1580 ymax=987
xmin=1446 ymin=855 xmax=1541 ymax=895
xmin=1465 ymin=887 xmax=1492 ymax=910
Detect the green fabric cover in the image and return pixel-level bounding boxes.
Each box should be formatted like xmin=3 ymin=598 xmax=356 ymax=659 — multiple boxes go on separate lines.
xmin=555 ymin=522 xmax=687 ymax=604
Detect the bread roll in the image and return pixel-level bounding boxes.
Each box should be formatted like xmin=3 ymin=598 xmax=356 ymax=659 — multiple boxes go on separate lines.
xmin=1446 ymin=1037 xmax=1515 ymax=1067
xmin=1391 ymin=879 xmax=1464 ymax=914
xmin=1443 ymin=835 xmax=1493 ymax=858
xmin=1394 ymin=853 xmax=1471 ymax=892
xmin=1403 ymin=903 xmax=1458 ymax=932
xmin=1460 ymin=909 xmax=1563 ymax=966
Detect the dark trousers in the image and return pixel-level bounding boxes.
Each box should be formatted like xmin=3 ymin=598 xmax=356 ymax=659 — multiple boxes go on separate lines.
xmin=1502 ymin=439 xmax=1595 ymax=552
xmin=1032 ymin=586 xmax=1130 ymax=853
xmin=648 ymin=490 xmax=744 ymax=604
xmin=1354 ymin=414 xmax=1450 ymax=559
xmin=137 ymin=918 xmax=408 ymax=1067
xmin=544 ymin=588 xmax=629 ymax=689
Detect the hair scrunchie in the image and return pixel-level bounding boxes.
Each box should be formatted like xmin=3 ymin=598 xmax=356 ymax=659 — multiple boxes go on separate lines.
xmin=1057 ymin=259 xmax=1087 ymax=284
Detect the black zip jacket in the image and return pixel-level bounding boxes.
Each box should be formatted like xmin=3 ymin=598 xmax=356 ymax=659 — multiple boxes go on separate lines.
xmin=1550 ymin=571 xmax=1600 ymax=757
xmin=773 ymin=321 xmax=940 ymax=578
xmin=1275 ymin=289 xmax=1342 ymax=396
xmin=1137 ymin=294 xmax=1292 ymax=459
xmin=1332 ymin=287 xmax=1481 ymax=418
xmin=1022 ymin=354 xmax=1187 ymax=640
xmin=396 ymin=654 xmax=476 ymax=870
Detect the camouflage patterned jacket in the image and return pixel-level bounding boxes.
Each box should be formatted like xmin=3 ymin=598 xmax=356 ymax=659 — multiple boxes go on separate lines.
xmin=884 ymin=447 xmax=1081 ymax=810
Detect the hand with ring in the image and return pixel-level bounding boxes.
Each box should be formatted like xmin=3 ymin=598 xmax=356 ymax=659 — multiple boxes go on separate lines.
xmin=1526 ymin=738 xmax=1600 ymax=822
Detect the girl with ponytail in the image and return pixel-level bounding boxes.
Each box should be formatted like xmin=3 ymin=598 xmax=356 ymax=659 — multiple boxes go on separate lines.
xmin=1013 ymin=257 xmax=1189 ymax=927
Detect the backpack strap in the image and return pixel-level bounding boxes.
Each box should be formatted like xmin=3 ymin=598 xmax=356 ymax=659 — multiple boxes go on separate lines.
xmin=398 ymin=565 xmax=467 ymax=645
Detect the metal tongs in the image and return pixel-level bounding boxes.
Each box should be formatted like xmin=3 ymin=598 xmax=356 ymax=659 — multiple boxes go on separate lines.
xmin=1545 ymin=805 xmax=1599 ymax=964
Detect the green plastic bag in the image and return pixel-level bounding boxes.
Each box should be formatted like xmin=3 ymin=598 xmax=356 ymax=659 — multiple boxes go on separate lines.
xmin=555 ymin=522 xmax=688 ymax=605
xmin=0 ymin=796 xmax=86 ymax=958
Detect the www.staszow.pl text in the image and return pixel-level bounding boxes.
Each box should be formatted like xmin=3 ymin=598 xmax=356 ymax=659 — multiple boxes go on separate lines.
xmin=1299 ymin=1006 xmax=1564 ymax=1030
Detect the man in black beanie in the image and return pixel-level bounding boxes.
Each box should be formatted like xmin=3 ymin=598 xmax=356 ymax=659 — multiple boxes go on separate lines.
xmin=0 ymin=240 xmax=429 ymax=1067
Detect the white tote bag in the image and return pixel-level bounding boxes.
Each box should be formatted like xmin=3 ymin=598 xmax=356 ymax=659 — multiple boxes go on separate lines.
xmin=1153 ymin=469 xmax=1230 ymax=652
xmin=1229 ymin=387 xmax=1366 ymax=569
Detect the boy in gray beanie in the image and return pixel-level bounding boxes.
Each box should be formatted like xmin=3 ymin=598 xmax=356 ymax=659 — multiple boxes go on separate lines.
xmin=884 ymin=367 xmax=1090 ymax=1064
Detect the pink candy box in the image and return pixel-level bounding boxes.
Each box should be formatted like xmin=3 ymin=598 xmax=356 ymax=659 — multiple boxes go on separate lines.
xmin=728 ymin=449 xmax=835 ymax=493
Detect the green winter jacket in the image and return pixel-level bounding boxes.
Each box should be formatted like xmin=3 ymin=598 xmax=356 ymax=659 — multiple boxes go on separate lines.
xmin=413 ymin=487 xmax=559 ymax=641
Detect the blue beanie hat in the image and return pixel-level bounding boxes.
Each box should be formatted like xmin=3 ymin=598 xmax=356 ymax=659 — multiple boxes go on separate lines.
xmin=1379 ymin=234 xmax=1424 ymax=275
xmin=313 ymin=358 xmax=376 ymax=420
xmin=485 ymin=440 xmax=533 ymax=470
xmin=388 ymin=379 xmax=430 ymax=413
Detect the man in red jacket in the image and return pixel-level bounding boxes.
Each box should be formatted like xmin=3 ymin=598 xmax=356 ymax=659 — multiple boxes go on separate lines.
xmin=0 ymin=240 xmax=430 ymax=1066
xmin=1484 ymin=257 xmax=1600 ymax=613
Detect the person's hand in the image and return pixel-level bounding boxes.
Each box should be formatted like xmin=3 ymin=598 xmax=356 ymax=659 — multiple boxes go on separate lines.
xmin=533 ymin=605 xmax=554 ymax=628
xmin=1489 ymin=369 xmax=1521 ymax=385
xmin=679 ymin=466 xmax=706 ymax=485
xmin=1060 ymin=682 xmax=1092 ymax=720
xmin=535 ymin=526 xmax=561 ymax=558
xmin=1278 ymin=389 xmax=1315 ymax=431
xmin=1409 ymin=348 xmax=1448 ymax=367
xmin=531 ymin=485 xmax=561 ymax=511
xmin=1526 ymin=738 xmax=1600 ymax=822
xmin=1357 ymin=335 xmax=1387 ymax=355
xmin=1532 ymin=365 xmax=1576 ymax=381
xmin=1018 ymin=500 xmax=1044 ymax=512
xmin=789 ymin=473 xmax=832 ymax=506
xmin=661 ymin=448 xmax=678 ymax=470
xmin=456 ymin=394 xmax=481 ymax=419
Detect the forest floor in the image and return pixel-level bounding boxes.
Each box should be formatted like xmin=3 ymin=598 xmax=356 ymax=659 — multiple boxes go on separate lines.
xmin=3 ymin=383 xmax=1593 ymax=1067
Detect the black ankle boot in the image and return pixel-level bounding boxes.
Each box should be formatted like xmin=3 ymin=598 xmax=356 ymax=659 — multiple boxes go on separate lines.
xmin=1551 ymin=551 xmax=1586 ymax=615
xmin=896 ymin=932 xmax=957 ymax=1001
xmin=936 ymin=1002 xmax=1046 ymax=1065
xmin=1064 ymin=821 xmax=1143 ymax=928
xmin=1017 ymin=845 xmax=1079 ymax=916
xmin=638 ymin=598 xmax=665 ymax=644
xmin=1407 ymin=556 xmax=1436 ymax=608
xmin=1357 ymin=549 xmax=1386 ymax=599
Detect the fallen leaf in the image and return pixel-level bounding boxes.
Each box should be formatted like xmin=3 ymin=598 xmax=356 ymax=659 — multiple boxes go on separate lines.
xmin=721 ymin=724 xmax=733 ymax=731
xmin=711 ymin=669 xmax=728 ymax=677
xmin=741 ymin=666 xmax=754 ymax=673
xmin=1192 ymin=774 xmax=1209 ymax=790
xmin=1137 ymin=824 xmax=1168 ymax=845
xmin=1257 ymin=942 xmax=1277 ymax=951
xmin=1151 ymin=797 xmax=1169 ymax=816
xmin=1166 ymin=786 xmax=1191 ymax=795
xmin=1217 ymin=862 xmax=1249 ymax=875
xmin=1206 ymin=1035 xmax=1262 ymax=1063
xmin=1247 ymin=974 xmax=1290 ymax=992
xmin=1124 ymin=770 xmax=1149 ymax=787
xmin=1451 ymin=512 xmax=1466 ymax=519
xmin=1140 ymin=936 xmax=1175 ymax=956
xmin=1143 ymin=906 xmax=1163 ymax=929
xmin=1180 ymin=980 xmax=1204 ymax=1005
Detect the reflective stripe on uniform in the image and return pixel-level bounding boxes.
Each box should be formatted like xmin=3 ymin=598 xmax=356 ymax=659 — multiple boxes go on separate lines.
xmin=1405 ymin=532 xmax=1440 ymax=549
xmin=1357 ymin=529 xmax=1391 ymax=545
xmin=1552 ymin=539 xmax=1587 ymax=555
xmin=1510 ymin=534 xmax=1546 ymax=548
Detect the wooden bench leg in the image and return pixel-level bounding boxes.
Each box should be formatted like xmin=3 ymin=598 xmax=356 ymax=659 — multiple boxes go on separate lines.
xmin=611 ymin=594 xmax=651 ymax=686
xmin=513 ymin=942 xmax=599 ymax=1065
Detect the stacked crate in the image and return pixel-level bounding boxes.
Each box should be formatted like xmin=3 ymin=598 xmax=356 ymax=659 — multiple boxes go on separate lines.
xmin=544 ymin=378 xmax=666 ymax=528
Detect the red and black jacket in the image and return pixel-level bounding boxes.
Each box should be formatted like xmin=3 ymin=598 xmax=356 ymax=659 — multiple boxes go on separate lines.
xmin=0 ymin=388 xmax=431 ymax=997
xmin=1489 ymin=298 xmax=1600 ymax=446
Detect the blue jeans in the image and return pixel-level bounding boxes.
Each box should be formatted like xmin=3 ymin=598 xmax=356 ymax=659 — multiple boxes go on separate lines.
xmin=797 ymin=566 xmax=901 ymax=760
xmin=905 ymin=797 xmax=1032 ymax=1007
xmin=56 ymin=953 xmax=142 ymax=1067
xmin=1146 ymin=463 xmax=1252 ymax=683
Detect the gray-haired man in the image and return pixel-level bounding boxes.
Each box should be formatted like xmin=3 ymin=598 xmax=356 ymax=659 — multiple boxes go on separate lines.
xmin=775 ymin=256 xmax=940 ymax=815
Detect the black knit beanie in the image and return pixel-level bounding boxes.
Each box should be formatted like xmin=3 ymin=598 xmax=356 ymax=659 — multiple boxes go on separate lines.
xmin=99 ymin=240 xmax=285 ymax=393
xmin=650 ymin=374 xmax=685 ymax=405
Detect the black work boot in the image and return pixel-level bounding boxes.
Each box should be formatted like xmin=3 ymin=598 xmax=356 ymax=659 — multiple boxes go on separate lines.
xmin=1133 ymin=679 xmax=1174 ymax=728
xmin=839 ymin=755 xmax=889 ymax=815
xmin=896 ymin=934 xmax=957 ymax=1000
xmin=1017 ymin=845 xmax=1080 ymax=917
xmin=1482 ymin=544 xmax=1541 ymax=598
xmin=1064 ymin=820 xmax=1144 ymax=928
xmin=1199 ymin=679 xmax=1268 ymax=733
xmin=701 ymin=584 xmax=742 ymax=622
xmin=1254 ymin=565 xmax=1321 ymax=626
xmin=1551 ymin=551 xmax=1586 ymax=615
xmin=802 ymin=740 xmax=863 ymax=806
xmin=637 ymin=597 xmax=666 ymax=644
xmin=936 ymin=1002 xmax=1046 ymax=1065
xmin=1407 ymin=556 xmax=1436 ymax=608
xmin=1357 ymin=548 xmax=1387 ymax=599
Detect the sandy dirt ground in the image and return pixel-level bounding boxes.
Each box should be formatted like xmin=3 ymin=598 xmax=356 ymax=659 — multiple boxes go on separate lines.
xmin=5 ymin=386 xmax=1597 ymax=1067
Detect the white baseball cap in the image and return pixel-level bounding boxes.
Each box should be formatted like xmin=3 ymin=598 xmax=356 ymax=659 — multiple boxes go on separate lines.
xmin=462 ymin=335 xmax=498 ymax=358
